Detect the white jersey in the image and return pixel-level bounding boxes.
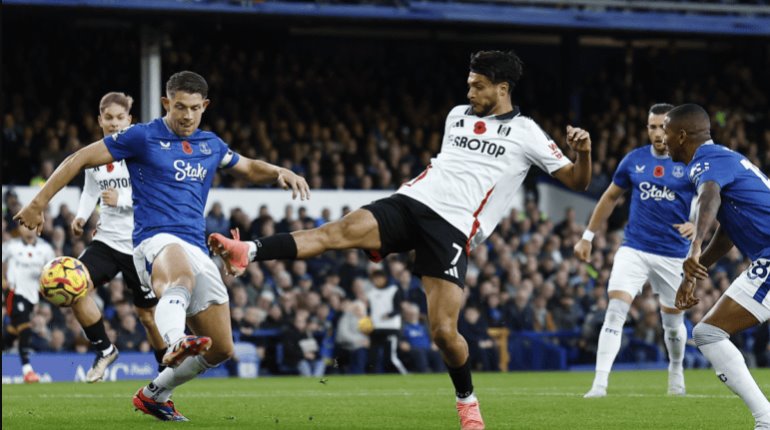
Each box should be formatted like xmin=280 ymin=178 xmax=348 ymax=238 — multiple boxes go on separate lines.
xmin=397 ymin=105 xmax=570 ymax=251
xmin=75 ymin=160 xmax=134 ymax=255
xmin=2 ymin=238 xmax=56 ymax=304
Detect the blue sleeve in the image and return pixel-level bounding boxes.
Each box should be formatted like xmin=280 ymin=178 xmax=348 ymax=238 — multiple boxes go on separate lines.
xmin=216 ymin=137 xmax=241 ymax=169
xmin=691 ymin=152 xmax=735 ymax=189
xmin=612 ymin=153 xmax=632 ymax=189
xmin=102 ymin=124 xmax=147 ymax=161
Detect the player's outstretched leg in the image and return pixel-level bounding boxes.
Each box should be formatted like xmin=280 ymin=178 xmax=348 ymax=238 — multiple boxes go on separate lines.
xmin=660 ymin=308 xmax=686 ymax=395
xmin=73 ymin=295 xmax=119 ymax=383
xmin=694 ymin=296 xmax=770 ymax=429
xmin=585 ymin=296 xmax=630 ymax=398
xmin=424 ymin=277 xmax=485 ymax=430
xmin=208 ymin=209 xmax=381 ymax=275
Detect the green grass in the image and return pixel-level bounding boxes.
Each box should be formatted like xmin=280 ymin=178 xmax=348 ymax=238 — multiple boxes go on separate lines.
xmin=3 ymin=370 xmax=769 ymax=429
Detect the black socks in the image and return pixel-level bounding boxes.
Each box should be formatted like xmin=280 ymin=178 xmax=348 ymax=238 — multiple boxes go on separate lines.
xmin=447 ymin=359 xmax=474 ymax=399
xmin=83 ymin=318 xmax=112 ymax=353
xmin=252 ymin=233 xmax=298 ymax=261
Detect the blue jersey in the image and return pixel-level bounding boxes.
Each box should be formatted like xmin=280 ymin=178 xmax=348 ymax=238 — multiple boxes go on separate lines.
xmin=103 ymin=118 xmax=240 ymax=252
xmin=612 ymin=145 xmax=695 ymax=258
xmin=689 ymin=142 xmax=770 ymax=261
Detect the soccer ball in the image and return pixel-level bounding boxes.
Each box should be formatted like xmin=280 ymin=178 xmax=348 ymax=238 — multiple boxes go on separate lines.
xmin=39 ymin=256 xmax=90 ymax=307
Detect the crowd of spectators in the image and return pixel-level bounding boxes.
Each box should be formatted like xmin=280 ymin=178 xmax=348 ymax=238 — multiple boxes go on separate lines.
xmin=3 ymin=23 xmax=770 ymax=373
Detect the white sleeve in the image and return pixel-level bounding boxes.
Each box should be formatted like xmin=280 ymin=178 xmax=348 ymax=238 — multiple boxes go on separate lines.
xmin=523 ymin=121 xmax=571 ymax=174
xmin=1 ymin=242 xmax=11 ymax=263
xmin=76 ymin=169 xmax=100 ymax=220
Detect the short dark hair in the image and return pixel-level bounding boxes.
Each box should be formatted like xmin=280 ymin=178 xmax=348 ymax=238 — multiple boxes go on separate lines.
xmin=166 ymin=71 xmax=208 ymax=98
xmin=667 ymin=103 xmax=710 ymax=130
xmin=469 ymin=50 xmax=524 ymax=94
xmin=648 ymin=103 xmax=674 ymax=116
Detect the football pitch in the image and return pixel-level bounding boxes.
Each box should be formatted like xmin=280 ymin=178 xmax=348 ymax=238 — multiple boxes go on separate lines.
xmin=3 ymin=369 xmax=768 ymax=429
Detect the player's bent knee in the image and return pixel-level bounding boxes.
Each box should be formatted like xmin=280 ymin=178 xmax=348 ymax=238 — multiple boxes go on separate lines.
xmin=431 ymin=324 xmax=457 ymax=348
xmin=605 ymin=299 xmax=630 ymax=325
xmin=693 ymin=322 xmax=729 ymax=347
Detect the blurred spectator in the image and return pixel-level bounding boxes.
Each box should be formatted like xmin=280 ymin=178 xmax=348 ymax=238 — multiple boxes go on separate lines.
xmin=334 ymin=300 xmax=370 ymax=374
xmin=399 ymin=302 xmax=444 ymax=373
xmin=205 ymin=202 xmax=230 ymax=237
xmin=280 ymin=310 xmax=325 ymax=377
xmin=366 ymin=270 xmax=407 ymax=374
xmin=459 ymin=306 xmax=499 ymax=371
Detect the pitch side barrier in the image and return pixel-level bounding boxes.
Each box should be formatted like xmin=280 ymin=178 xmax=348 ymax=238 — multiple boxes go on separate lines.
xmin=1 ymin=342 xmax=259 ymax=384
xmin=5 ymin=0 xmax=770 ymax=36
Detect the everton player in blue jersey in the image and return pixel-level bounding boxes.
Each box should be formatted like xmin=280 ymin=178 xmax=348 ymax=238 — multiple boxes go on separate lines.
xmin=576 ymin=103 xmax=696 ymax=398
xmin=15 ymin=71 xmax=309 ymax=421
xmin=666 ymin=104 xmax=770 ymax=430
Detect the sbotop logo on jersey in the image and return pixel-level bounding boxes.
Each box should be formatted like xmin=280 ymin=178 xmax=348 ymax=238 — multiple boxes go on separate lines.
xmin=174 ymin=160 xmax=208 ymax=182
xmin=97 ymin=177 xmax=130 ymax=191
xmin=447 ymin=134 xmax=506 ymax=158
xmin=639 ymin=182 xmax=676 ymax=201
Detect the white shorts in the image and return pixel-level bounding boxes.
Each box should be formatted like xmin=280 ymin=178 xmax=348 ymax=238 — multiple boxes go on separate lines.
xmin=607 ymin=246 xmax=684 ymax=309
xmin=133 ymin=233 xmax=229 ymax=317
xmin=724 ymin=258 xmax=770 ymax=323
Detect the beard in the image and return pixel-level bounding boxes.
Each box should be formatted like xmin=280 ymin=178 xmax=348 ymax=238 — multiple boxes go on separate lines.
xmin=472 ymin=103 xmax=493 ymax=117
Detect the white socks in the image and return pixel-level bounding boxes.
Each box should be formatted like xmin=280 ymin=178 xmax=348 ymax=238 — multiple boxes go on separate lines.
xmin=247 ymin=241 xmax=258 ymax=261
xmin=457 ymin=392 xmax=478 ymax=404
xmin=143 ymin=355 xmax=213 ymax=402
xmin=592 ymin=299 xmax=630 ymax=388
xmin=699 ymin=338 xmax=770 ymax=422
xmin=22 ymin=364 xmax=33 ymax=375
xmin=154 ymin=286 xmax=191 ymax=346
xmin=661 ymin=311 xmax=686 ymax=375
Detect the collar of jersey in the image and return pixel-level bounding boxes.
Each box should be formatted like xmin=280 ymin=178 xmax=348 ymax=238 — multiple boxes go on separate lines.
xmin=649 ymin=145 xmax=670 ymax=160
xmin=466 ymin=105 xmax=521 ymax=120
xmin=692 ymin=140 xmax=716 ymax=158
xmin=161 ymin=117 xmax=197 ymax=138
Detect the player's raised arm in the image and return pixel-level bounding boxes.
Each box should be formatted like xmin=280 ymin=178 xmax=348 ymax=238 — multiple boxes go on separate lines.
xmin=228 ymin=156 xmax=310 ymax=201
xmin=574 ymin=183 xmax=625 ymax=262
xmin=14 ymin=141 xmax=115 ymax=234
xmin=552 ymin=125 xmax=592 ymax=191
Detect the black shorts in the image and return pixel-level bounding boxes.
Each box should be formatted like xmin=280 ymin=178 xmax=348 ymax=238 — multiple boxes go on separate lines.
xmin=363 ymin=194 xmax=468 ymax=288
xmin=7 ymin=292 xmax=34 ymax=327
xmin=79 ymin=241 xmax=158 ymax=309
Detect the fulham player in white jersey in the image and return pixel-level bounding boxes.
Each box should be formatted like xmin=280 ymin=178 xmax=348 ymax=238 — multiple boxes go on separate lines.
xmin=70 ymin=92 xmax=165 ymax=383
xmin=2 ymin=225 xmax=55 ymax=383
xmin=209 ymin=50 xmax=593 ymax=430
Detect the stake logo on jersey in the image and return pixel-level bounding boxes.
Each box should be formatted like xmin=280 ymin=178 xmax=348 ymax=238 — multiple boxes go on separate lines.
xmin=688 ymin=142 xmax=770 ymax=262
xmin=398 ymin=105 xmax=570 ymax=252
xmin=612 ymin=145 xmax=694 ymax=258
xmin=103 ymin=118 xmax=240 ymax=252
